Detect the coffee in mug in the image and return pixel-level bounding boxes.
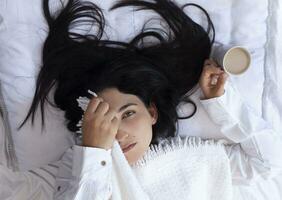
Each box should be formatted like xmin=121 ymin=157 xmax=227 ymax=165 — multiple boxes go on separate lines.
xmin=211 ymin=44 xmax=251 ymax=75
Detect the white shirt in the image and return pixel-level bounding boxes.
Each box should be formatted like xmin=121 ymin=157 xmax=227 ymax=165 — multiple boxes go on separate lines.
xmin=54 ymin=81 xmax=282 ymax=200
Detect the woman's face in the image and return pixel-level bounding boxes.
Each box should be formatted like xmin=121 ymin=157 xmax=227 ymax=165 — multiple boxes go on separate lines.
xmin=97 ymin=88 xmax=158 ymax=165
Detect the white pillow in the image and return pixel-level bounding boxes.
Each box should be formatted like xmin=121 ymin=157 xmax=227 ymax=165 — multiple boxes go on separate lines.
xmin=0 ymin=0 xmax=268 ymax=170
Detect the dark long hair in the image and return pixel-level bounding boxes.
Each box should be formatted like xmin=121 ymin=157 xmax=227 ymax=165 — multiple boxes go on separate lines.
xmin=19 ymin=0 xmax=215 ymax=144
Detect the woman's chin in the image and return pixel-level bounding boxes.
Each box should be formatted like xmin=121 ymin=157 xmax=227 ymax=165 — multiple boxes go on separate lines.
xmin=124 ymin=144 xmax=150 ymax=165
xmin=125 ymin=152 xmax=141 ymax=165
xmin=125 ymin=154 xmax=137 ymax=165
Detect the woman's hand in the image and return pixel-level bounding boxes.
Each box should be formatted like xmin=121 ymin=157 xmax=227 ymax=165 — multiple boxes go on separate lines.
xmin=81 ymin=97 xmax=120 ymax=150
xmin=199 ymin=59 xmax=229 ymax=99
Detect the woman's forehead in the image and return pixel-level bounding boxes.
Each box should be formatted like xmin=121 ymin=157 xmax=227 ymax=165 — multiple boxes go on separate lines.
xmin=97 ymin=88 xmax=142 ymax=109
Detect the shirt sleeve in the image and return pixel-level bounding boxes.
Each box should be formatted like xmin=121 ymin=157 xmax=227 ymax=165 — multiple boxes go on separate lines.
xmin=54 ymin=145 xmax=113 ymax=200
xmin=199 ymin=80 xmax=282 ymax=185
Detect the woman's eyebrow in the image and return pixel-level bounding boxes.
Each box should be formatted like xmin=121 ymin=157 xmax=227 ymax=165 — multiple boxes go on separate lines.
xmin=118 ymin=103 xmax=137 ymax=113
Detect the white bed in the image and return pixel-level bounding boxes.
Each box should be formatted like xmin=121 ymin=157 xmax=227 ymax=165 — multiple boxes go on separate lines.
xmin=0 ymin=0 xmax=282 ymax=199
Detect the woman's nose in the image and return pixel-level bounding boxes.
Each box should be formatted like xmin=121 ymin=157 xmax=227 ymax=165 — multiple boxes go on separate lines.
xmin=116 ymin=130 xmax=129 ymax=142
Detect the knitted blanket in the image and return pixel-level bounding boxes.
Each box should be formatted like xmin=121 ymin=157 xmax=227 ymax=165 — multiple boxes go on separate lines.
xmin=111 ymin=136 xmax=233 ymax=200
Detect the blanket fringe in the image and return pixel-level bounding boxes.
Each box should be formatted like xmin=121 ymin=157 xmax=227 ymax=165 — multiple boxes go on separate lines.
xmin=133 ymin=136 xmax=226 ymax=168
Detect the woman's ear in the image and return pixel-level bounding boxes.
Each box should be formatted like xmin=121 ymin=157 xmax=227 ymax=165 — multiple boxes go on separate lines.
xmin=148 ymin=103 xmax=158 ymax=125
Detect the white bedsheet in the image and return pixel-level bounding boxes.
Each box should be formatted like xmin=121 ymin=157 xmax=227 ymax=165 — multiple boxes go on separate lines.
xmin=0 ymin=0 xmax=281 ymax=199
xmin=262 ymin=0 xmax=282 ymax=134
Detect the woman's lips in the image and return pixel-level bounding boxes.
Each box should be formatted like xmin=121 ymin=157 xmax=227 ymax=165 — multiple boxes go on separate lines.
xmin=122 ymin=143 xmax=137 ymax=153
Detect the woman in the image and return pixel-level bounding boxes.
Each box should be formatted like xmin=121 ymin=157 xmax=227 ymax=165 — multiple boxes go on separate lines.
xmin=20 ymin=0 xmax=282 ymax=199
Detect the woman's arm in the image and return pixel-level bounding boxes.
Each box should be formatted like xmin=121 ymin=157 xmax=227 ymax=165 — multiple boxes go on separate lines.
xmin=198 ymin=59 xmax=282 ymax=185
xmin=54 ymin=88 xmax=121 ymax=199
xmin=200 ymin=80 xmax=282 ymax=185
xmin=54 ymin=145 xmax=112 ymax=200
xmin=0 ymin=146 xmax=112 ymax=200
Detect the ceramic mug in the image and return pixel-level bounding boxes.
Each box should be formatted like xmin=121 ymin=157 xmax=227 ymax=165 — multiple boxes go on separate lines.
xmin=211 ymin=44 xmax=251 ymax=76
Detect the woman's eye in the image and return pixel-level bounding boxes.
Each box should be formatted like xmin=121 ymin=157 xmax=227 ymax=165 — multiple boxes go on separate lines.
xmin=122 ymin=111 xmax=135 ymax=119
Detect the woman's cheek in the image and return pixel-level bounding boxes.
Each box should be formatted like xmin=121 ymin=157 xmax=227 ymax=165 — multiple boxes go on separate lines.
xmin=124 ymin=114 xmax=141 ymax=128
xmin=124 ymin=113 xmax=152 ymax=140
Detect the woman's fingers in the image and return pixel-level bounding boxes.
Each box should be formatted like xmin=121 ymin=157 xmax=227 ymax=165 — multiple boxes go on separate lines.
xmin=203 ymin=63 xmax=222 ymax=75
xmin=202 ymin=60 xmax=222 ymax=81
xmin=85 ymin=98 xmax=119 ymax=128
xmin=210 ymin=74 xmax=220 ymax=86
xmin=84 ymin=97 xmax=118 ymax=124
xmin=110 ymin=117 xmax=121 ymax=136
xmin=103 ymin=109 xmax=121 ymax=136
xmin=94 ymin=101 xmax=109 ymax=116
xmin=84 ymin=97 xmax=103 ymax=121
xmin=82 ymin=98 xmax=121 ymax=149
xmin=216 ymin=72 xmax=229 ymax=90
xmin=104 ymin=109 xmax=118 ymax=122
xmin=200 ymin=59 xmax=229 ymax=99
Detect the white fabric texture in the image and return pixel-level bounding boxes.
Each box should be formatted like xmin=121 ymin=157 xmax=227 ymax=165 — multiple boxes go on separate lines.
xmin=132 ymin=137 xmax=232 ymax=200
xmin=111 ymin=141 xmax=150 ymax=200
xmin=55 ymin=137 xmax=233 ymax=200
xmin=0 ymin=163 xmax=59 ymax=200
xmin=1 ymin=92 xmax=60 ymax=200
xmin=243 ymin=1 xmax=282 ymax=199
xmin=178 ymin=81 xmax=282 ymax=185
xmin=262 ymin=0 xmax=282 ymax=135
xmin=0 ymin=83 xmax=18 ymax=171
